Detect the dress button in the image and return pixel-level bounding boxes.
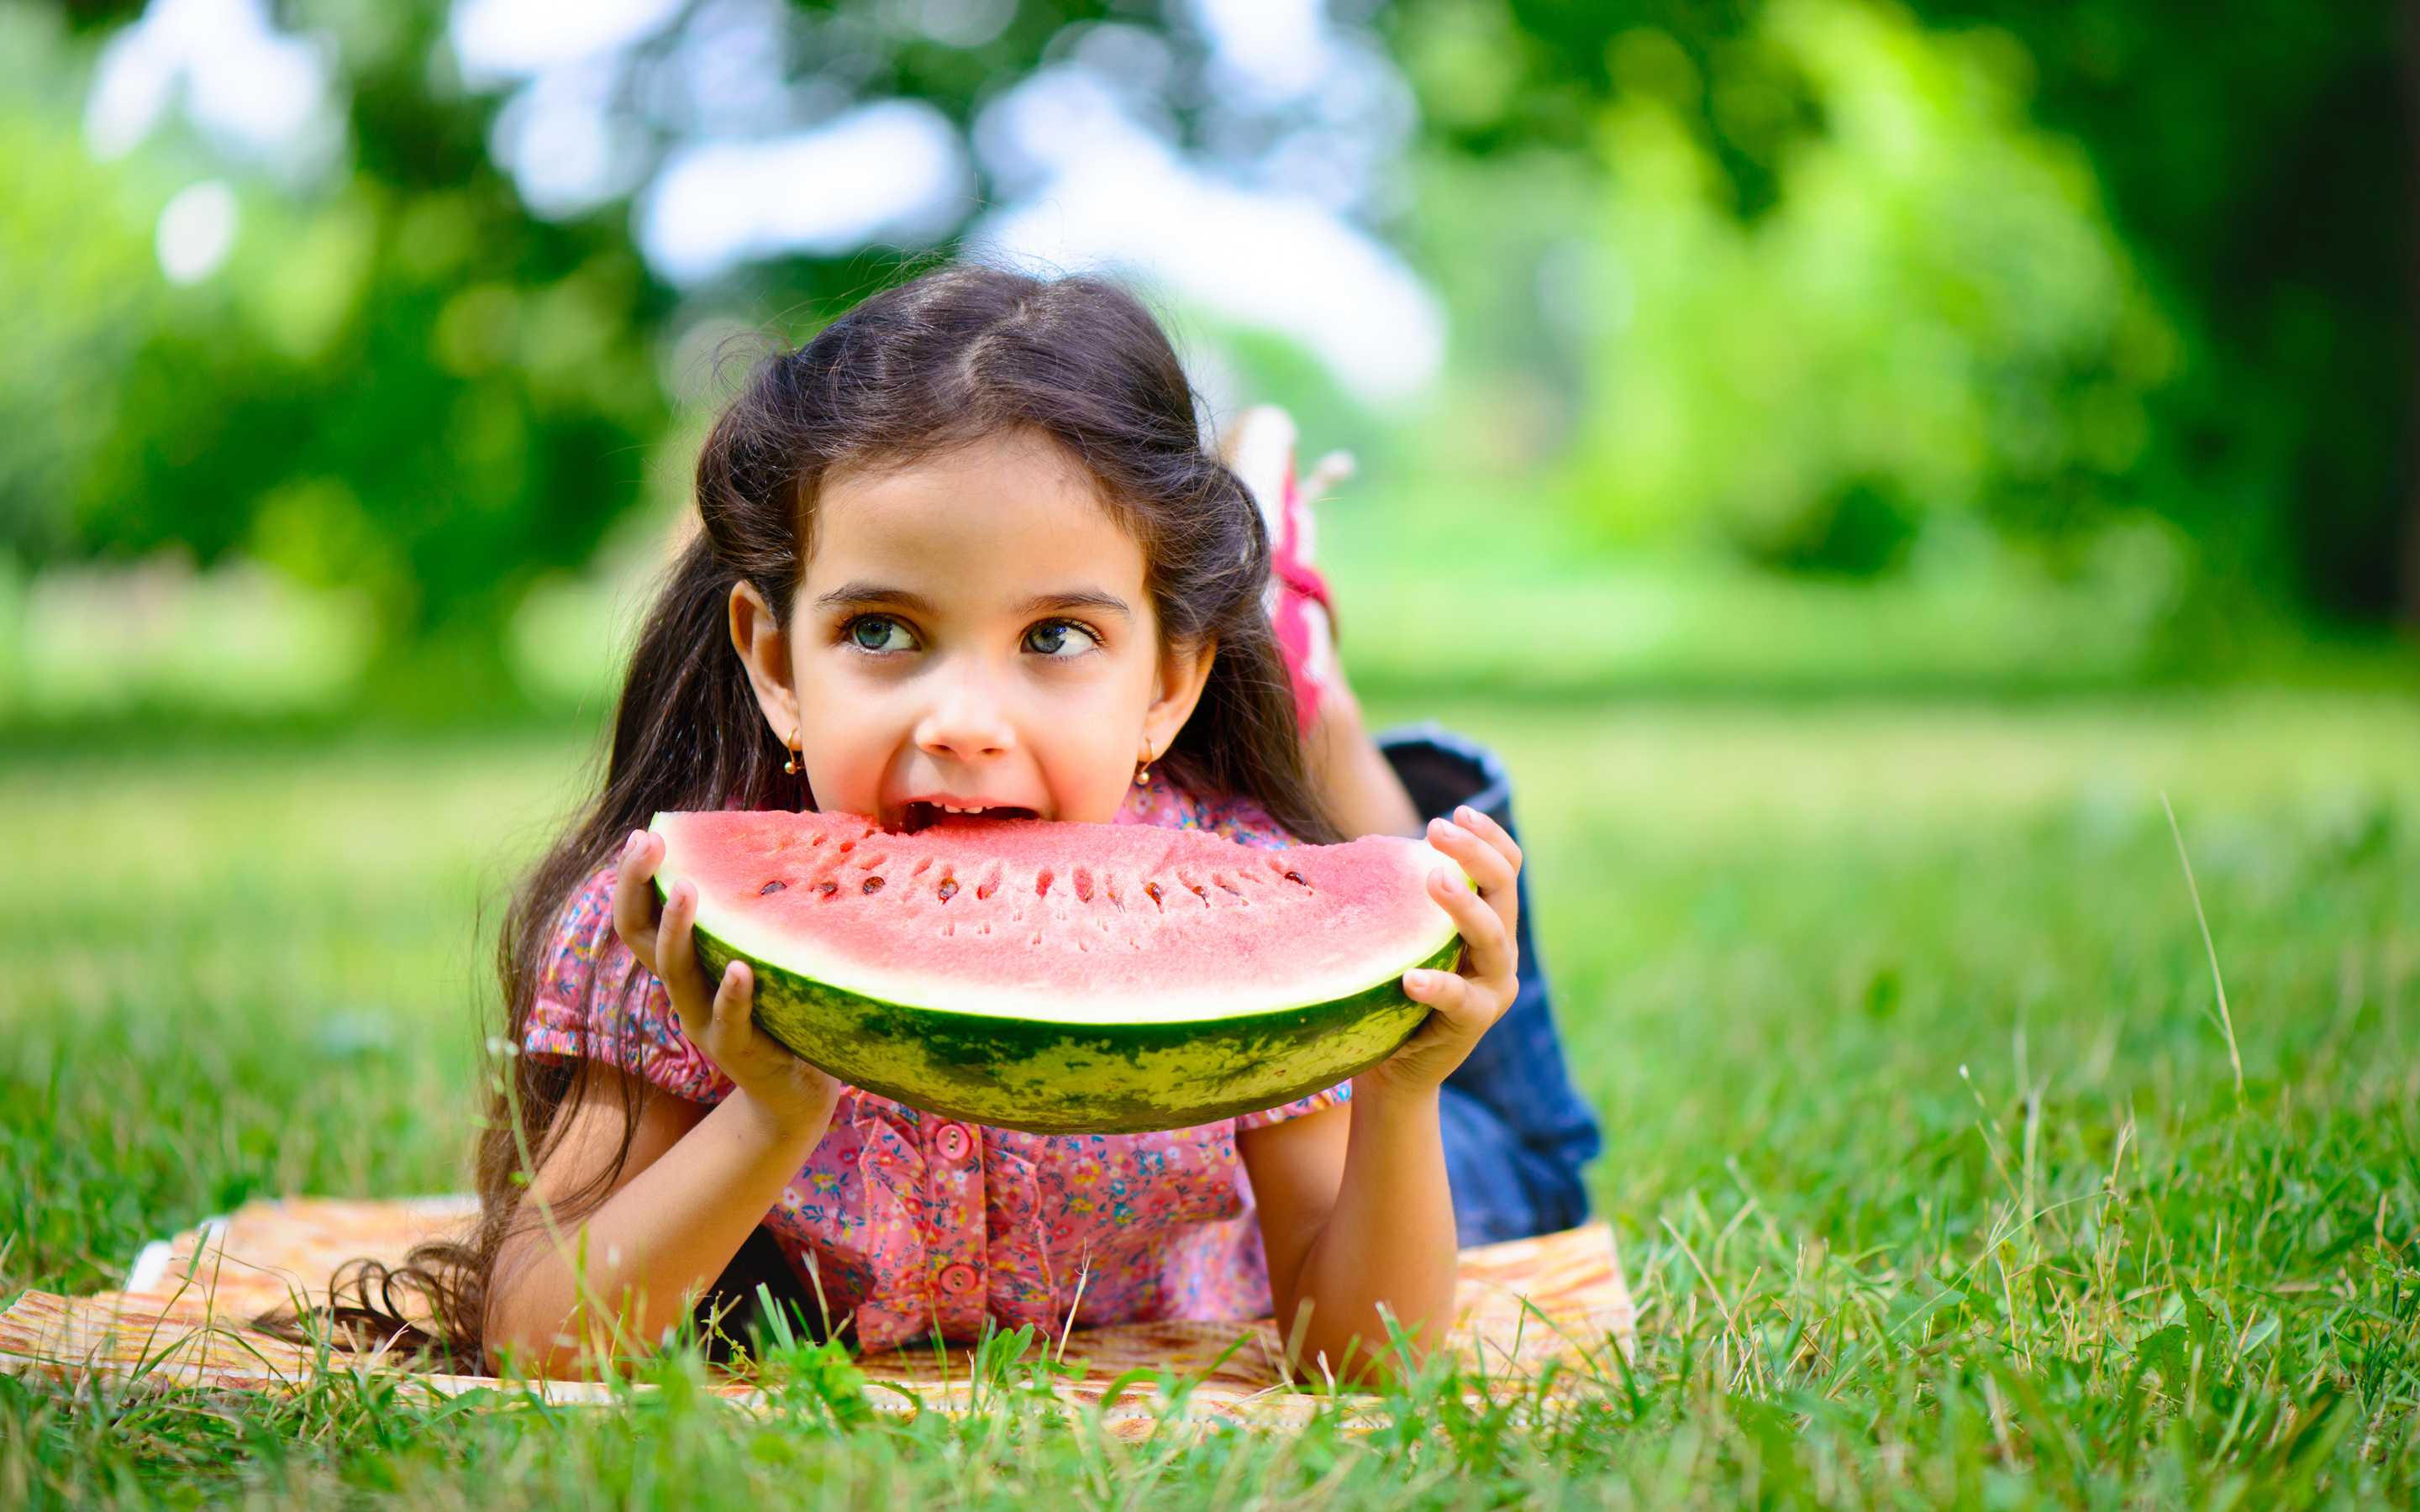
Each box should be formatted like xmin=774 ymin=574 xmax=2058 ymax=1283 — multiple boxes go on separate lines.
xmin=934 ymin=1123 xmax=971 ymax=1162
xmin=939 ymin=1263 xmax=978 ymax=1297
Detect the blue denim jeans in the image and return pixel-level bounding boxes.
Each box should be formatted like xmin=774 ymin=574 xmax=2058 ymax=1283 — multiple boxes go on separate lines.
xmin=1377 ymin=726 xmax=1603 ymax=1246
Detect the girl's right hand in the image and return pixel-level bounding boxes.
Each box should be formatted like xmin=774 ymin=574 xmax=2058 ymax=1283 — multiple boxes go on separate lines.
xmin=612 ymin=830 xmax=843 ymax=1137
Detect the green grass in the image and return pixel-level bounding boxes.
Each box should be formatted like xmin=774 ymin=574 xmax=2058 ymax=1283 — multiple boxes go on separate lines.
xmin=4 ymin=690 xmax=2418 ymax=1507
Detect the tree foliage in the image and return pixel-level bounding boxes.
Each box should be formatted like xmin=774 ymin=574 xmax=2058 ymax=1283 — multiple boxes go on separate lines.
xmin=15 ymin=0 xmax=1122 ymax=690
xmin=1396 ymin=0 xmax=2409 ymax=621
xmin=6 ymin=0 xmax=2410 ymax=701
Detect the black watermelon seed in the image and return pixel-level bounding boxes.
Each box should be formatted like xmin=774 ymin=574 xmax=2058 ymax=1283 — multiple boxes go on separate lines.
xmin=1144 ymin=882 xmax=1164 ymax=905
xmin=936 ymin=878 xmax=959 ymax=900
xmin=760 ymin=880 xmax=786 ymax=895
xmin=1285 ymin=871 xmax=1307 ymax=886
xmin=818 ymin=881 xmax=839 ymax=897
xmin=862 ymin=876 xmax=885 ymax=894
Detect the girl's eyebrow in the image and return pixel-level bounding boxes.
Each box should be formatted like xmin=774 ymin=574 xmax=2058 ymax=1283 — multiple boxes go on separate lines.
xmin=815 ymin=583 xmax=939 ymax=615
xmin=815 ymin=585 xmax=1130 ymax=622
xmin=1018 ymin=591 xmax=1131 ymax=621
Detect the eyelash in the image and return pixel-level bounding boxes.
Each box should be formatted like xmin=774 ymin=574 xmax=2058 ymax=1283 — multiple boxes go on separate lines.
xmin=842 ymin=614 xmax=918 ymax=652
xmin=1027 ymin=619 xmax=1102 ymax=654
xmin=838 ymin=616 xmax=1102 ymax=654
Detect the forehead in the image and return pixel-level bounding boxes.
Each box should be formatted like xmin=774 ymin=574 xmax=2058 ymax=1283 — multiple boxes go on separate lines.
xmin=804 ymin=430 xmax=1144 ymax=593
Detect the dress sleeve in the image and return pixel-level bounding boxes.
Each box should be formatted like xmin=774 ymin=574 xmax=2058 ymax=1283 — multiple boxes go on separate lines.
xmin=1234 ymin=1080 xmax=1351 ymax=1131
xmin=520 ymin=868 xmax=735 ymax=1105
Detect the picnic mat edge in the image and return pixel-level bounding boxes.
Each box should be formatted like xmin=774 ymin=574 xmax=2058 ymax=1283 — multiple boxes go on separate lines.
xmin=2 ymin=1197 xmax=1634 ymax=1426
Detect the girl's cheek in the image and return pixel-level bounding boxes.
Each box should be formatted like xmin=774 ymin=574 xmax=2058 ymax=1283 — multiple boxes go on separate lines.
xmin=792 ymin=706 xmax=894 ymax=815
xmin=1033 ymin=717 xmax=1148 ymax=824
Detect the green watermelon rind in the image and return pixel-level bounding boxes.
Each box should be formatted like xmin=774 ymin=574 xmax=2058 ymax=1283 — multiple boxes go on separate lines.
xmin=650 ymin=813 xmax=1465 ymax=1134
xmin=686 ymin=925 xmax=1460 ymax=1135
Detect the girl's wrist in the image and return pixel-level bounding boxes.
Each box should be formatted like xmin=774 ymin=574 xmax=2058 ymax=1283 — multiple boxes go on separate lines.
xmin=1348 ymin=1070 xmax=1442 ymax=1121
xmin=724 ymin=1084 xmax=838 ymax=1151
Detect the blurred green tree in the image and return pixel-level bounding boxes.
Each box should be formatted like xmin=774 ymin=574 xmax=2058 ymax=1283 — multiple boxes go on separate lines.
xmin=16 ymin=0 xmax=1120 ymax=711
xmin=1565 ymin=3 xmax=2169 ymax=575
xmin=1396 ymin=0 xmax=2412 ymax=626
xmin=0 ymin=6 xmax=160 ymax=565
xmin=9 ymin=1 xmax=670 ymax=706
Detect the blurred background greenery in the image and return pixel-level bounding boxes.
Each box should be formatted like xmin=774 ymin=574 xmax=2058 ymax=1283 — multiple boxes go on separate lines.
xmin=1 ymin=0 xmax=2412 ymax=725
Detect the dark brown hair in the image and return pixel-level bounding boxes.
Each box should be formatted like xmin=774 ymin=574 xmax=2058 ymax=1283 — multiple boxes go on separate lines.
xmin=315 ymin=265 xmax=1339 ymax=1364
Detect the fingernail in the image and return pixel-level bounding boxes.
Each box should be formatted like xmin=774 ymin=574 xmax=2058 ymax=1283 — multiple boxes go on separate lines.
xmin=624 ymin=831 xmax=644 ymax=858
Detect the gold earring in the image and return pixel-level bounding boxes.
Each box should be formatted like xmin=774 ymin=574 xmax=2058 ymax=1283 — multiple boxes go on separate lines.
xmin=783 ymin=728 xmax=802 ymax=775
xmin=1133 ymin=741 xmax=1155 ymax=787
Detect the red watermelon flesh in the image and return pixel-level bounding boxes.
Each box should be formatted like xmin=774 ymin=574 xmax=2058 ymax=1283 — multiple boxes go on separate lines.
xmin=655 ymin=808 xmax=1464 ymax=1026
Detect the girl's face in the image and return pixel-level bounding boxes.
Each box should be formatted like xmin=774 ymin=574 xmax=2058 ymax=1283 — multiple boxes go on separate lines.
xmin=730 ymin=428 xmax=1213 ymax=829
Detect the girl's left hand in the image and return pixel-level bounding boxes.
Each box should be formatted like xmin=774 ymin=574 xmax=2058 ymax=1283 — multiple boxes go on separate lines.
xmin=1363 ymin=806 xmax=1523 ymax=1100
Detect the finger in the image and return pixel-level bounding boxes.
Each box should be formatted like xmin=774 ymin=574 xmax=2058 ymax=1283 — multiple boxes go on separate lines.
xmin=1429 ymin=866 xmax=1516 ymax=987
xmin=655 ymin=879 xmax=718 ymax=1041
xmin=1402 ymin=966 xmax=1469 ymax=1016
xmin=1402 ymin=967 xmax=1505 ymax=1042
xmin=1424 ymin=815 xmax=1517 ymax=903
xmin=1426 ymin=814 xmax=1520 ymax=942
xmin=1450 ymin=805 xmax=1523 ymax=874
xmin=611 ymin=831 xmax=666 ymax=968
xmin=704 ymin=959 xmax=755 ymax=1053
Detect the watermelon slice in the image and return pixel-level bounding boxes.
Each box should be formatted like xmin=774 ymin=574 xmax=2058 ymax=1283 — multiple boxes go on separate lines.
xmin=650 ymin=809 xmax=1465 ymax=1134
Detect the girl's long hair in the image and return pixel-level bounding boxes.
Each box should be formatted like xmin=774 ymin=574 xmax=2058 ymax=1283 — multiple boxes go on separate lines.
xmin=305 ymin=265 xmax=1340 ymax=1365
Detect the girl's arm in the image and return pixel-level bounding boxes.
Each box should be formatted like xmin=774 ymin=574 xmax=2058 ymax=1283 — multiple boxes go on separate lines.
xmin=1238 ymin=806 xmax=1526 ymax=1384
xmin=486 ymin=833 xmax=843 ymax=1376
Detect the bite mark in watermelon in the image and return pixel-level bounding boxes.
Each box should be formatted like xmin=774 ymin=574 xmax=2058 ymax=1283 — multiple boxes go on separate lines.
xmin=650 ymin=809 xmax=1465 ymax=1134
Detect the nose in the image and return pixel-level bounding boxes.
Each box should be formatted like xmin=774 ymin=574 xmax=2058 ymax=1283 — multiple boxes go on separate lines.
xmin=912 ymin=660 xmax=1017 ymax=764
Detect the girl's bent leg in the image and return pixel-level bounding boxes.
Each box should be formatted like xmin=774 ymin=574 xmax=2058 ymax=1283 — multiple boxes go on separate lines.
xmin=1379 ymin=725 xmax=1602 ymax=1245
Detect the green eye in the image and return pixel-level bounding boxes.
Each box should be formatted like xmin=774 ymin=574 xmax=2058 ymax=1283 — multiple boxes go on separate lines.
xmin=1023 ymin=622 xmax=1094 ymax=657
xmin=850 ymin=617 xmax=913 ymax=652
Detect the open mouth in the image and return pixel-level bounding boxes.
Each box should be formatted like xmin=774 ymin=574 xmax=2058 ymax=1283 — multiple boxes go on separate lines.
xmin=894 ymin=801 xmax=1042 ymax=832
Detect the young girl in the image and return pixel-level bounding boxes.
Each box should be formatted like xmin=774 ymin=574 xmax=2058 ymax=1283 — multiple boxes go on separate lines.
xmin=413 ymin=266 xmax=1596 ymax=1382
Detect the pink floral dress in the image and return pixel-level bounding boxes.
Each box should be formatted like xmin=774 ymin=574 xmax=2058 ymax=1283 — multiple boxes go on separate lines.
xmin=520 ymin=772 xmax=1348 ymax=1352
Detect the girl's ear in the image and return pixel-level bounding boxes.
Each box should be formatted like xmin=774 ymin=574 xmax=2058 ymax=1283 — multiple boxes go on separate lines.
xmin=1142 ymin=637 xmax=1215 ymax=761
xmin=729 ymin=581 xmax=798 ymax=743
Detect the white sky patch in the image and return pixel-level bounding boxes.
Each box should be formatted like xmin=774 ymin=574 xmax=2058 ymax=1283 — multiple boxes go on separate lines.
xmin=85 ymin=0 xmax=333 ymax=165
xmin=973 ymin=66 xmax=1442 ymax=404
xmin=1188 ymin=0 xmax=1332 ymax=104
xmin=439 ymin=0 xmax=1438 ymax=400
xmin=452 ymin=0 xmax=691 ymax=216
xmin=155 ymin=178 xmax=239 ymax=284
xmin=450 ymin=0 xmax=689 ymax=82
xmin=639 ymin=100 xmax=973 ymax=285
xmin=485 ymin=57 xmax=654 ymax=218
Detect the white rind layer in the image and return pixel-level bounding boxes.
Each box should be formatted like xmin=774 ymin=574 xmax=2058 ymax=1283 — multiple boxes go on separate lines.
xmin=650 ymin=816 xmax=1465 ymax=1026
